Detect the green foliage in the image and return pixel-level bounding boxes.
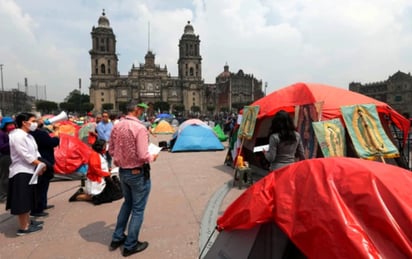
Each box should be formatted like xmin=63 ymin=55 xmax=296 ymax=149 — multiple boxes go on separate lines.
xmin=207 ymin=105 xmax=215 ymax=112
xmin=60 ymin=90 xmax=91 ymax=114
xmin=173 ymin=103 xmax=185 ymax=112
xmin=102 ymin=103 xmax=114 ymax=111
xmin=59 ymin=102 xmax=75 ymax=112
xmin=118 ymin=101 xmax=128 ymax=114
xmin=220 ymin=107 xmax=229 ymax=112
xmin=154 ymin=101 xmax=170 ymax=113
xmin=191 ymin=105 xmax=201 ymax=112
xmin=35 ymin=100 xmax=58 ymax=114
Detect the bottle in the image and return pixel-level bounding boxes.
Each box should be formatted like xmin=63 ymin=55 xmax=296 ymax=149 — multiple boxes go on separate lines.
xmin=236 ymin=155 xmax=244 ymax=168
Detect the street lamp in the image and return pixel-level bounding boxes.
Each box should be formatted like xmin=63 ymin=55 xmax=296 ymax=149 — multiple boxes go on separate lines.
xmin=264 ymin=81 xmax=268 ymax=96
xmin=0 ymin=64 xmax=4 ymax=114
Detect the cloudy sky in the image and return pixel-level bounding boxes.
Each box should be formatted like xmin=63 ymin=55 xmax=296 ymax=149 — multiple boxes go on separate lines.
xmin=1 ymin=0 xmax=412 ymax=102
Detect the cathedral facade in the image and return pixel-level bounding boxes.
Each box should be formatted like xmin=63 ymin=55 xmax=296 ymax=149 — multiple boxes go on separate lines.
xmin=89 ymin=11 xmax=263 ymax=115
xmin=349 ymin=71 xmax=412 ymax=117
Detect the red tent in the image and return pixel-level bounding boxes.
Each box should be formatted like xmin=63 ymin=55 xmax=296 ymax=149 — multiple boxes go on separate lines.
xmin=250 ymin=82 xmax=410 ymax=142
xmin=214 ymin=157 xmax=412 ymax=258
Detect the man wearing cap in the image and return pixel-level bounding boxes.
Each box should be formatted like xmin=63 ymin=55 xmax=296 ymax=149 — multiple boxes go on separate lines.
xmin=0 ymin=117 xmax=15 ymax=202
xmin=108 ymin=101 xmax=157 ymax=257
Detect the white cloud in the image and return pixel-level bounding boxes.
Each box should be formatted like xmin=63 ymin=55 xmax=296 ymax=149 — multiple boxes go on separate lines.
xmin=1 ymin=0 xmax=412 ymax=103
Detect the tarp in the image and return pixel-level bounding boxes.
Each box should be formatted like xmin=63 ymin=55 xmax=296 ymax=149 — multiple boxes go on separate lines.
xmin=152 ymin=120 xmax=175 ymax=134
xmin=213 ymin=124 xmax=228 ymax=141
xmin=250 ymin=82 xmax=410 ymax=142
xmin=171 ymin=120 xmax=224 ymax=152
xmin=54 ymin=133 xmax=92 ymax=174
xmin=216 ymin=157 xmax=412 ymax=259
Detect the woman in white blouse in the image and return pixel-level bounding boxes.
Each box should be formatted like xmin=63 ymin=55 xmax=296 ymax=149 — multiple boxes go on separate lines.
xmin=6 ymin=112 xmax=47 ymax=236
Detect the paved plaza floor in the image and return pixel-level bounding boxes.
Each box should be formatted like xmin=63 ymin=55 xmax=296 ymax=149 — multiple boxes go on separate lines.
xmin=0 ymin=135 xmax=245 ymax=258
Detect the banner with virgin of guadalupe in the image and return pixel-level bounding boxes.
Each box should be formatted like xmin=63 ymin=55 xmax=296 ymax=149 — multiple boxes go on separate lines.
xmin=295 ymin=103 xmax=322 ymax=159
xmin=238 ymin=106 xmax=260 ymax=140
xmin=340 ymin=104 xmax=399 ymax=160
xmin=312 ymin=118 xmax=346 ymax=157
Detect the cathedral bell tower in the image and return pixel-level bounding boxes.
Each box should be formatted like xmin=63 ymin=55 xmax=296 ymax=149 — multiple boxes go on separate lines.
xmin=178 ymin=21 xmax=204 ymax=112
xmin=89 ymin=10 xmax=118 ymax=112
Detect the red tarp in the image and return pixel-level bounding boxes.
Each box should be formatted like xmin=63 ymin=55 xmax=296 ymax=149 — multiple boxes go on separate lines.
xmin=54 ymin=133 xmax=92 ymax=174
xmin=217 ymin=157 xmax=412 ymax=258
xmin=250 ymin=82 xmax=410 ymax=142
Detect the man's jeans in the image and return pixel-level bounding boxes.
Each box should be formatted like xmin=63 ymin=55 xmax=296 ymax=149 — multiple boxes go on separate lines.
xmin=112 ymin=168 xmax=151 ymax=249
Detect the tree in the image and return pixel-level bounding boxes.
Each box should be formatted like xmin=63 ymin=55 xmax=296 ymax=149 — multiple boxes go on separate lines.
xmin=173 ymin=103 xmax=185 ymax=112
xmin=207 ymin=105 xmax=215 ymax=113
xmin=35 ymin=100 xmax=58 ymax=114
xmin=154 ymin=101 xmax=170 ymax=113
xmin=118 ymin=101 xmax=128 ymax=114
xmin=102 ymin=103 xmax=114 ymax=111
xmin=191 ymin=105 xmax=201 ymax=113
xmin=61 ymin=90 xmax=91 ymax=115
xmin=59 ymin=102 xmax=76 ymax=112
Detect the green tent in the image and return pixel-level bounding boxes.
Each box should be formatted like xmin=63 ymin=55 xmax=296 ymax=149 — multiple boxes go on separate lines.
xmin=213 ymin=124 xmax=228 ymax=141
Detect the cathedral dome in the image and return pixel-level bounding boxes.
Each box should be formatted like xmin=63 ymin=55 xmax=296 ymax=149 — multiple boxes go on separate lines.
xmin=184 ymin=21 xmax=195 ymax=35
xmin=98 ymin=10 xmax=110 ymax=28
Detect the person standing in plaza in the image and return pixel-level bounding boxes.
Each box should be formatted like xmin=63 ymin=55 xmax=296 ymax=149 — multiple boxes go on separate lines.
xmin=0 ymin=117 xmax=16 ymax=202
xmin=96 ymin=111 xmax=113 ymax=168
xmin=108 ymin=101 xmax=157 ymax=257
xmin=6 ymin=112 xmax=47 ymax=235
xmin=29 ymin=118 xmax=60 ymax=217
xmin=264 ymin=110 xmax=306 ymax=171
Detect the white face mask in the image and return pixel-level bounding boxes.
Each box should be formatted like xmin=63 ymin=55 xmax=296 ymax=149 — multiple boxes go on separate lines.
xmin=29 ymin=122 xmax=38 ymax=131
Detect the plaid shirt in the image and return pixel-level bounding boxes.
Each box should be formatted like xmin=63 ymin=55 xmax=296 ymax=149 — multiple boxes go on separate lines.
xmin=109 ymin=115 xmax=152 ymax=169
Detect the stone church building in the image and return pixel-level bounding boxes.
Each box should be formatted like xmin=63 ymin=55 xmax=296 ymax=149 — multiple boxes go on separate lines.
xmin=349 ymin=70 xmax=412 ymax=117
xmin=89 ymin=11 xmax=263 ymax=115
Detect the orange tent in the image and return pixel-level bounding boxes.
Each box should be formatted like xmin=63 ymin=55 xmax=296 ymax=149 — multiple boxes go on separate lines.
xmin=152 ymin=120 xmax=175 ymax=134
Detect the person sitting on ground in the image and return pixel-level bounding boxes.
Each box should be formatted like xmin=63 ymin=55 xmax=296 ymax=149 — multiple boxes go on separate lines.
xmin=69 ymin=139 xmax=122 ymax=205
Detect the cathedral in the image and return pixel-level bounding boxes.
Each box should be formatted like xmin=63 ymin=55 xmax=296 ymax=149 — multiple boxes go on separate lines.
xmin=89 ymin=10 xmax=264 ymax=115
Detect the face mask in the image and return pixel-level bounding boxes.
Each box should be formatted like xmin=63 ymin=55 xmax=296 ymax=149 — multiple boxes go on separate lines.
xmin=29 ymin=122 xmax=38 ymax=131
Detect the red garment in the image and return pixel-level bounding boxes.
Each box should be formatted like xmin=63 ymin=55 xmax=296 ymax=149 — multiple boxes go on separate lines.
xmin=87 ymin=151 xmax=110 ymax=183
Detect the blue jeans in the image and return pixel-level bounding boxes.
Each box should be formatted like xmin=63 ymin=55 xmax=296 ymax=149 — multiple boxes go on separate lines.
xmin=112 ymin=168 xmax=151 ymax=250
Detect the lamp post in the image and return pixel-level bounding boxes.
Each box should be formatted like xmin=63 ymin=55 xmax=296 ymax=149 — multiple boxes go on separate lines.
xmin=0 ymin=64 xmax=4 ymax=114
xmin=264 ymin=81 xmax=268 ymax=96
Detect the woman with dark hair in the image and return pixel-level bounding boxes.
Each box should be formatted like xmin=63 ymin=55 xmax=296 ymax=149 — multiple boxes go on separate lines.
xmin=264 ymin=110 xmax=305 ymax=171
xmin=6 ymin=112 xmax=47 ymax=236
xmin=69 ymin=139 xmax=122 ymax=205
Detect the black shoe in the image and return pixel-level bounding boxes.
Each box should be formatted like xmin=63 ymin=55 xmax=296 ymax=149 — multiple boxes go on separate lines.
xmin=69 ymin=188 xmax=84 ymax=202
xmin=109 ymin=235 xmax=127 ymax=251
xmin=31 ymin=220 xmax=44 ymax=227
xmin=122 ymin=241 xmax=149 ymax=257
xmin=45 ymin=204 xmax=55 ymax=210
xmin=30 ymin=211 xmax=49 ymax=218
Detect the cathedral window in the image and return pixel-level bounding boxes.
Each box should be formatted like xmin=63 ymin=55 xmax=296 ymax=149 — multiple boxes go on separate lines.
xmin=101 ymin=64 xmax=106 ymax=74
xmin=101 ymin=92 xmax=104 ymax=96
xmin=95 ymin=67 xmax=98 ymax=74
xmin=190 ymin=67 xmax=194 ymax=76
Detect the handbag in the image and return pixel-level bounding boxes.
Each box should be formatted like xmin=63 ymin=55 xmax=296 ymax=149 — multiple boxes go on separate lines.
xmin=85 ymin=178 xmax=106 ymax=195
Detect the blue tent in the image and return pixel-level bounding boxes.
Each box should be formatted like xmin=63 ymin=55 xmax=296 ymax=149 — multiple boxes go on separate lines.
xmin=171 ymin=123 xmax=225 ymax=152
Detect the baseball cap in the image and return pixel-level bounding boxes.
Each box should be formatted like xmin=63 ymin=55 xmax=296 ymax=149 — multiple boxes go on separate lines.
xmin=137 ymin=103 xmax=148 ymax=109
